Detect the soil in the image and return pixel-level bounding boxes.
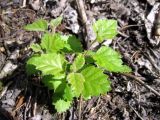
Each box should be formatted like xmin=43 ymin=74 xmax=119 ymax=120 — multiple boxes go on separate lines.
xmin=0 ymin=0 xmax=160 ymax=120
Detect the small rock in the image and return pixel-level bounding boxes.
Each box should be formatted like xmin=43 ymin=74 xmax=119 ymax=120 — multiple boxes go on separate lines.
xmin=63 ymin=6 xmax=80 ymax=34
xmin=29 ymin=0 xmax=41 ymax=10
xmin=0 ymin=61 xmax=17 ymax=79
xmin=2 ymin=99 xmax=15 ymax=106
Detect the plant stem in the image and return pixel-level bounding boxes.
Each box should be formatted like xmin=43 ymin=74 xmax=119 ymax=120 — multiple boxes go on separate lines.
xmin=78 ymin=94 xmax=82 ymax=120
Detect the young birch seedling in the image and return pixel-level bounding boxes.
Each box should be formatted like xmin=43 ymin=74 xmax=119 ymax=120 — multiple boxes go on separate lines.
xmin=24 ymin=17 xmax=131 ymax=113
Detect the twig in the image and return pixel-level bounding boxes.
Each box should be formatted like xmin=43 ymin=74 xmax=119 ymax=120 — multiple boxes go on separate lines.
xmin=0 ymin=81 xmax=13 ymax=99
xmin=22 ymin=0 xmax=27 ymax=8
xmin=12 ymin=103 xmax=25 ymax=117
xmin=78 ymin=95 xmax=82 ymax=120
xmin=75 ymin=0 xmax=96 ymax=49
xmin=144 ymin=51 xmax=160 ymax=72
xmin=76 ymin=0 xmax=87 ymax=24
xmin=24 ymin=96 xmax=31 ymax=120
xmin=33 ymin=102 xmax=37 ymax=116
xmin=118 ymin=31 xmax=129 ymax=38
xmin=33 ymin=88 xmax=38 ymax=116
xmin=120 ymin=24 xmax=144 ymax=31
xmin=121 ymin=73 xmax=160 ymax=97
xmin=129 ymin=105 xmax=144 ymax=120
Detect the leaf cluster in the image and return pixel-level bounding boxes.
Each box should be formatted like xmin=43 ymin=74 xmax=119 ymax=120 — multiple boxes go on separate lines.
xmin=25 ymin=17 xmax=131 ymax=112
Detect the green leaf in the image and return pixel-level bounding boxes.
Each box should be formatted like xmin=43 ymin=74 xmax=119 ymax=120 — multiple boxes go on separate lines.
xmin=67 ymin=73 xmax=85 ymax=97
xmin=26 ymin=55 xmax=40 ymax=75
xmin=29 ymin=53 xmax=65 ymax=75
xmin=52 ymin=83 xmax=73 ymax=112
xmin=53 ymin=82 xmax=74 ymax=101
xmin=62 ymin=35 xmax=83 ymax=53
xmin=81 ymin=66 xmax=111 ymax=99
xmin=93 ymin=46 xmax=132 ymax=72
xmin=53 ymin=99 xmax=71 ymax=113
xmin=63 ymin=85 xmax=74 ymax=101
xmin=93 ymin=19 xmax=117 ymax=42
xmin=40 ymin=33 xmax=64 ymax=53
xmin=30 ymin=43 xmax=42 ymax=52
xmin=84 ymin=50 xmax=95 ymax=64
xmin=71 ymin=54 xmax=85 ymax=72
xmin=42 ymin=75 xmax=64 ymax=90
xmin=42 ymin=75 xmax=74 ymax=101
xmin=24 ymin=19 xmax=48 ymax=31
xmin=50 ymin=16 xmax=63 ymax=28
